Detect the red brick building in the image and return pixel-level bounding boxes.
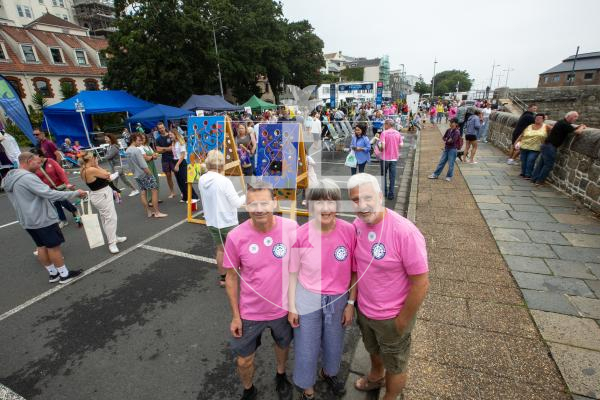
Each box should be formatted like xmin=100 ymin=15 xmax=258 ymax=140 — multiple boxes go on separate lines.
xmin=0 ymin=13 xmax=107 ymax=108
xmin=538 ymin=51 xmax=600 ymax=87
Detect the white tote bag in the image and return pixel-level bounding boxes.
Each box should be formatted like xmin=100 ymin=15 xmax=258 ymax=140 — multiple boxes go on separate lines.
xmin=80 ymin=195 xmax=105 ymax=249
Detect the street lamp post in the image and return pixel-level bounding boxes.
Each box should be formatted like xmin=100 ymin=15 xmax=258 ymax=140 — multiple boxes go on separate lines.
xmin=489 ymin=61 xmax=500 ymax=96
xmin=211 ymin=25 xmax=224 ymax=98
xmin=431 ymin=58 xmax=438 ymax=100
xmin=74 ymin=98 xmax=93 ymax=148
xmin=503 ymin=67 xmax=515 ymax=87
xmin=399 ymin=63 xmax=405 ymax=100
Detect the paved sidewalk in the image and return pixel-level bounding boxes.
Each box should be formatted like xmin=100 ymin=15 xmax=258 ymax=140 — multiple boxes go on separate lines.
xmin=459 ymin=132 xmax=600 ymax=399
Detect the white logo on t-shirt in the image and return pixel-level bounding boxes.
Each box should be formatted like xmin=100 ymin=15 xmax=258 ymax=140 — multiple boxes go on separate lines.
xmin=272 ymin=243 xmax=287 ymax=258
xmin=249 ymin=244 xmax=259 ymax=254
xmin=264 ymin=236 xmax=273 ymax=247
xmin=368 ymin=231 xmax=377 ymax=242
xmin=371 ymin=243 xmax=386 ymax=260
xmin=334 ymin=246 xmax=348 ymax=261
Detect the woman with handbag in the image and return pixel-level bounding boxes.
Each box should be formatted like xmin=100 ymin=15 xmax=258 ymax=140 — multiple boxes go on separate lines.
xmin=80 ymin=151 xmax=127 ymax=254
xmin=349 ymin=125 xmax=370 ymax=175
xmin=31 ymin=148 xmax=81 ymax=229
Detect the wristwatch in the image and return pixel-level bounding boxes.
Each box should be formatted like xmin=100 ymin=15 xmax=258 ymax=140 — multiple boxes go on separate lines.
xmin=347 ymin=300 xmax=355 ymax=306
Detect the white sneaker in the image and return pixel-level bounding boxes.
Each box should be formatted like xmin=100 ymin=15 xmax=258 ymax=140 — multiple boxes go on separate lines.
xmin=428 ymin=174 xmax=438 ymax=179
xmin=129 ymin=190 xmax=140 ymax=197
xmin=116 ymin=236 xmax=127 ymax=243
xmin=507 ymin=159 xmax=514 ymax=165
xmin=109 ymin=243 xmax=120 ymax=254
xmin=58 ymin=221 xmax=68 ymax=229
xmin=33 ymin=249 xmax=38 ymax=256
xmin=445 ymin=177 xmax=452 ymax=182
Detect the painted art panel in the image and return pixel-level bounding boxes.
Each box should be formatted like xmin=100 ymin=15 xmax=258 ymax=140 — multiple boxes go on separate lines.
xmin=254 ymin=123 xmax=300 ymax=189
xmin=186 ymin=116 xmax=225 ymax=163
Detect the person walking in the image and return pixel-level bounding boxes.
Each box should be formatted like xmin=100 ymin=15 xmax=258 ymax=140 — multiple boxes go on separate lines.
xmin=140 ymin=134 xmax=161 ymax=205
xmin=33 ymin=129 xmax=62 ymax=162
xmin=428 ymin=119 xmax=462 ymax=181
xmin=155 ymin=122 xmax=177 ymax=198
xmin=349 ymin=125 xmax=371 ymax=175
xmin=428 ymin=105 xmax=437 ymax=124
xmin=198 ymin=150 xmax=246 ymax=287
xmin=223 ymin=180 xmax=297 ymax=400
xmin=531 ymin=111 xmax=586 ymax=186
xmin=80 ymin=151 xmax=127 ymax=254
xmin=169 ymin=128 xmax=198 ymax=203
xmin=514 ymin=113 xmax=551 ymax=179
xmin=30 ymin=148 xmax=81 ymax=229
xmin=375 ymin=120 xmax=403 ymax=200
xmin=126 ymin=134 xmax=167 ymax=218
xmin=463 ymin=110 xmax=482 ymax=163
xmin=348 ymin=173 xmax=429 ymax=400
xmin=288 ymin=179 xmax=357 ymax=400
xmin=435 ymin=101 xmax=444 ymax=124
xmin=479 ymin=103 xmax=492 ymax=143
xmin=104 ymin=134 xmax=138 ymax=196
xmin=507 ymin=104 xmax=537 ymax=164
xmin=2 ymin=152 xmax=87 ymax=283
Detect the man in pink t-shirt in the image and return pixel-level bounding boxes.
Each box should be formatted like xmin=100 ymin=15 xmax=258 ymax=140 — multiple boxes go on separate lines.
xmin=223 ymin=180 xmax=298 ymax=400
xmin=347 ymin=173 xmax=429 ymax=399
xmin=378 ymin=120 xmax=403 ymax=200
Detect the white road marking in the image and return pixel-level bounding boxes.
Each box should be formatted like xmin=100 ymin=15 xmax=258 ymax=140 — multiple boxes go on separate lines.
xmin=140 ymin=245 xmax=216 ymax=264
xmin=0 ymin=221 xmax=18 ymax=229
xmin=0 ymin=213 xmax=202 ymax=323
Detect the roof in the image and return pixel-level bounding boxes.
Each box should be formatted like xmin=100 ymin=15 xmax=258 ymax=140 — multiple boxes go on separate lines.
xmin=242 ymin=95 xmax=277 ymax=111
xmin=45 ymin=90 xmax=153 ymax=114
xmin=128 ymin=104 xmax=192 ymax=124
xmin=25 ymin=13 xmax=87 ymax=31
xmin=541 ymin=51 xmax=600 ymax=74
xmin=346 ymin=58 xmax=381 ymax=68
xmin=79 ymin=36 xmax=108 ymax=51
xmin=180 ymin=94 xmax=243 ymax=112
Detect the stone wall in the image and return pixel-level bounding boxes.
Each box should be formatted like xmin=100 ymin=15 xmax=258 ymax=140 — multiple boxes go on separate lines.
xmin=488 ymin=111 xmax=600 ymax=214
xmin=494 ymin=85 xmax=600 ymax=128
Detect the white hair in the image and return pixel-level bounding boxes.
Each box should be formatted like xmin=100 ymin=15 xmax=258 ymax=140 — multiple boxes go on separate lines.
xmin=565 ymin=111 xmax=578 ymax=119
xmin=347 ymin=173 xmax=381 ymax=193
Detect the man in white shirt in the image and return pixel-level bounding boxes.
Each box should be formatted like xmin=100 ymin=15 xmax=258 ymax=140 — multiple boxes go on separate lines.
xmin=0 ymin=132 xmax=21 ymax=167
xmin=479 ymin=104 xmax=492 ymax=143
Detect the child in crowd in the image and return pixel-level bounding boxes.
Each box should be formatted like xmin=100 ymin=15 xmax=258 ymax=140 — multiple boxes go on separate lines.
xmin=428 ymin=119 xmax=462 ymax=181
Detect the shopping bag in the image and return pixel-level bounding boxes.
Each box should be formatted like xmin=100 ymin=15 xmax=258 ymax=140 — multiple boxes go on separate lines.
xmin=345 ymin=150 xmax=357 ymax=168
xmin=80 ymin=195 xmax=105 ymax=249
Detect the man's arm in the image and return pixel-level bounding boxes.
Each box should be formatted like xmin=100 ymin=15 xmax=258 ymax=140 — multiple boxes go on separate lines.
xmin=395 ymin=272 xmax=429 ymax=333
xmin=225 ymin=268 xmax=243 ymax=337
xmin=575 ymin=124 xmax=587 ymax=134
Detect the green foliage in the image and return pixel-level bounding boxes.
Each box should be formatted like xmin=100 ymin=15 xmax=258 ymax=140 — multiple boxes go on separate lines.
xmin=60 ymin=82 xmax=78 ymax=100
xmin=104 ymin=0 xmax=325 ymax=104
xmin=431 ymin=70 xmax=472 ymax=96
xmin=320 ymin=73 xmax=339 ymax=84
xmin=341 ymin=67 xmax=364 ymax=82
xmin=5 ymin=120 xmax=33 ymax=147
xmin=27 ymin=92 xmax=47 ymax=128
xmin=414 ymin=81 xmax=431 ymax=96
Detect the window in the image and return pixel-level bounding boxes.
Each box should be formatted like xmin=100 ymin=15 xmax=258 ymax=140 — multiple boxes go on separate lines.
xmin=584 ymin=72 xmax=594 ymax=80
xmin=21 ymin=45 xmax=37 ymax=62
xmin=0 ymin=44 xmax=6 ymax=61
xmin=98 ymin=52 xmax=107 ymax=67
xmin=566 ymin=73 xmax=575 ymax=83
xmin=84 ymin=79 xmax=99 ymax=91
xmin=6 ymin=77 xmax=25 ymax=98
xmin=62 ymin=14 xmax=68 ymax=21
xmin=39 ymin=0 xmax=43 ymax=4
xmin=52 ymin=0 xmax=57 ymax=5
xmin=59 ymin=78 xmax=77 ymax=94
xmin=23 ymin=6 xmax=32 ymax=18
xmin=16 ymin=5 xmax=24 ymax=17
xmin=50 ymin=48 xmax=63 ymax=64
xmin=33 ymin=77 xmax=53 ymax=98
xmin=553 ymin=75 xmax=561 ymax=82
xmin=59 ymin=0 xmax=64 ymax=6
xmin=544 ymin=76 xmax=549 ymax=83
xmin=75 ymin=49 xmax=87 ymax=65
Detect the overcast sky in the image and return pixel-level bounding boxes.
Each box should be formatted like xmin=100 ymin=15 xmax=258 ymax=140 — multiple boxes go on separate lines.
xmin=280 ymin=0 xmax=600 ymax=90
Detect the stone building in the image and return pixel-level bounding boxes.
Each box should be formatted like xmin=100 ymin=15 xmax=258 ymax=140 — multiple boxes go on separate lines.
xmin=0 ymin=13 xmax=107 ymax=109
xmin=538 ymin=51 xmax=600 ymax=87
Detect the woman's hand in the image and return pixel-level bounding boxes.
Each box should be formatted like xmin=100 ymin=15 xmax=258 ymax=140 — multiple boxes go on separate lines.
xmin=342 ymin=304 xmax=354 ymax=327
xmin=174 ymin=164 xmax=180 ymax=173
xmin=288 ymin=311 xmax=299 ymax=328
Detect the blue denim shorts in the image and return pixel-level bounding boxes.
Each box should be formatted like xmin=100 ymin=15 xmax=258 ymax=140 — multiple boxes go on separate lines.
xmin=230 ymin=316 xmax=293 ymax=357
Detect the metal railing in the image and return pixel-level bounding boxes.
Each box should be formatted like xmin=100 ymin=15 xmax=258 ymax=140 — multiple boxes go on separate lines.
xmin=507 ymin=91 xmax=528 ymax=113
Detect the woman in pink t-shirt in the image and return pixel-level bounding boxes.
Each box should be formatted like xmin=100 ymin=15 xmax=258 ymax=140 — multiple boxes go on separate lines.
xmin=288 ymin=179 xmax=357 ymax=399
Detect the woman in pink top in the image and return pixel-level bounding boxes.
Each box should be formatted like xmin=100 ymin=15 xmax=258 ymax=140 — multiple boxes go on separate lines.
xmin=289 ymin=179 xmax=357 ymax=399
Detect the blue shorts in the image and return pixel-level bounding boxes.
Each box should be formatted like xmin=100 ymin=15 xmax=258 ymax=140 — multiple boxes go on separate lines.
xmin=230 ymin=316 xmax=293 ymax=357
xmin=26 ymin=223 xmax=65 ymax=248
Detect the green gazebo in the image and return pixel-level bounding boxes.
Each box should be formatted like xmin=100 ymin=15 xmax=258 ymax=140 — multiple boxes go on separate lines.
xmin=242 ymin=95 xmax=278 ymax=113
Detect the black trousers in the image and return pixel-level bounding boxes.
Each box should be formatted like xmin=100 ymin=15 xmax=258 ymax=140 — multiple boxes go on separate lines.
xmin=175 ymin=160 xmax=198 ymax=200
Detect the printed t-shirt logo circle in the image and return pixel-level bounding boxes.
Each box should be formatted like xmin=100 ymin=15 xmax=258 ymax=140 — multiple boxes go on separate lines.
xmin=371 ymin=243 xmax=386 ymax=260
xmin=272 ymin=243 xmax=287 ymax=258
xmin=264 ymin=236 xmax=273 ymax=246
xmin=368 ymin=231 xmax=377 ymax=242
xmin=334 ymin=246 xmax=348 ymax=261
xmin=249 ymin=244 xmax=259 ymax=254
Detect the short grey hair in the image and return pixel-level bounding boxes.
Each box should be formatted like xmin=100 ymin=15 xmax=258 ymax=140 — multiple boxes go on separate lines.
xmin=565 ymin=111 xmax=579 ymax=119
xmin=347 ymin=173 xmax=381 ymax=193
xmin=18 ymin=152 xmax=36 ymax=164
xmin=205 ymin=149 xmax=224 ymax=171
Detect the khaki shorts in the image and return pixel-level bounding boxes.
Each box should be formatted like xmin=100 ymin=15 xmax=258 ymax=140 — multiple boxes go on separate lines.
xmin=356 ymin=308 xmax=416 ymax=374
xmin=207 ymin=225 xmax=236 ymax=246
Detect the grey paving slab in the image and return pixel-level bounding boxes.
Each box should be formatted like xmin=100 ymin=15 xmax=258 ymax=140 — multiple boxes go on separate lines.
xmin=479 ymin=203 xmax=513 ymax=211
xmin=492 ymin=228 xmax=530 ymax=242
xmin=552 ymin=246 xmax=600 ymax=263
xmin=470 ymin=189 xmax=506 ymax=196
xmin=487 ymin=219 xmax=530 ymax=229
xmin=553 ymin=213 xmax=600 ymax=226
xmin=532 ymin=190 xmax=571 ymax=199
xmin=469 ymin=184 xmax=494 ymax=190
xmin=474 ymin=195 xmax=502 ymax=204
xmin=526 ymin=230 xmax=571 ymax=245
xmin=501 ymin=190 xmax=535 ymax=197
xmin=563 ymin=233 xmax=600 ymax=249
xmin=511 ymin=204 xmax=548 ymax=213
xmin=548 ymin=343 xmax=600 ymax=399
xmin=497 ymin=241 xmax=557 ymax=258
xmin=512 ymin=272 xmax=595 ymax=297
xmin=586 ymin=280 xmax=600 ymax=298
xmin=522 ymin=290 xmax=580 ymax=315
xmin=588 ymin=264 xmax=600 ymax=279
xmin=535 ymin=197 xmax=580 ymax=207
xmin=481 ymin=210 xmax=511 ymax=220
xmin=508 ymin=211 xmax=557 ymax=223
xmin=546 ymin=206 xmax=587 ymax=215
xmin=530 ymin=310 xmax=600 ymax=351
xmin=527 ymin=222 xmax=600 ymax=235
xmin=504 ymin=255 xmax=551 ymax=274
xmin=499 ymin=196 xmax=539 ymax=205
xmin=571 ymin=395 xmax=597 ymax=400
xmin=545 ymin=260 xmax=598 ymax=280
xmin=569 ymin=297 xmax=600 ymax=319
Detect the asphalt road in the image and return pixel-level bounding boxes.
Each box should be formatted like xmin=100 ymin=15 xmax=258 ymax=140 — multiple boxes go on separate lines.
xmin=0 ymin=137 xmax=414 ymax=400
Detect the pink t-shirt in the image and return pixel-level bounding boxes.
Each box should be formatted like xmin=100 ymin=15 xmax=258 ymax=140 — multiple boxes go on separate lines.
xmin=353 ymin=209 xmax=428 ymax=320
xmin=290 ymin=218 xmax=356 ymax=295
xmin=380 ymin=128 xmax=403 ymax=161
xmin=223 ymin=216 xmax=299 ymax=321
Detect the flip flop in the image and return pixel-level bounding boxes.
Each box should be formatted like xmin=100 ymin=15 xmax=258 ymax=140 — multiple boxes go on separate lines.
xmin=354 ymin=375 xmax=385 ymax=392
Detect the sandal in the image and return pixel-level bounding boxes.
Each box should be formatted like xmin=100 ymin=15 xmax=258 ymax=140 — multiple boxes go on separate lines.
xmin=151 ymin=212 xmax=168 ymax=218
xmin=219 ymin=274 xmax=226 ymax=287
xmin=354 ymin=375 xmax=385 ymax=392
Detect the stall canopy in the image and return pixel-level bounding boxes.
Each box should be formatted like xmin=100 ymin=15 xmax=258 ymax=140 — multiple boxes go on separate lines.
xmin=181 ymin=95 xmax=243 ymax=112
xmin=128 ymin=104 xmax=193 ymax=129
xmin=43 ymin=90 xmax=154 ymax=145
xmin=242 ymin=95 xmax=277 ymax=112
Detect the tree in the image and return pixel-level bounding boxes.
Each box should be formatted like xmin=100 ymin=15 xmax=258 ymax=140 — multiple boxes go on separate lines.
xmin=320 ymin=73 xmax=339 ymax=84
xmin=341 ymin=67 xmax=363 ymax=82
xmin=285 ymin=20 xmax=325 ymax=89
xmin=431 ymin=70 xmax=472 ymax=96
xmin=414 ymin=81 xmax=431 ymax=96
xmin=60 ymin=82 xmax=77 ymax=100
